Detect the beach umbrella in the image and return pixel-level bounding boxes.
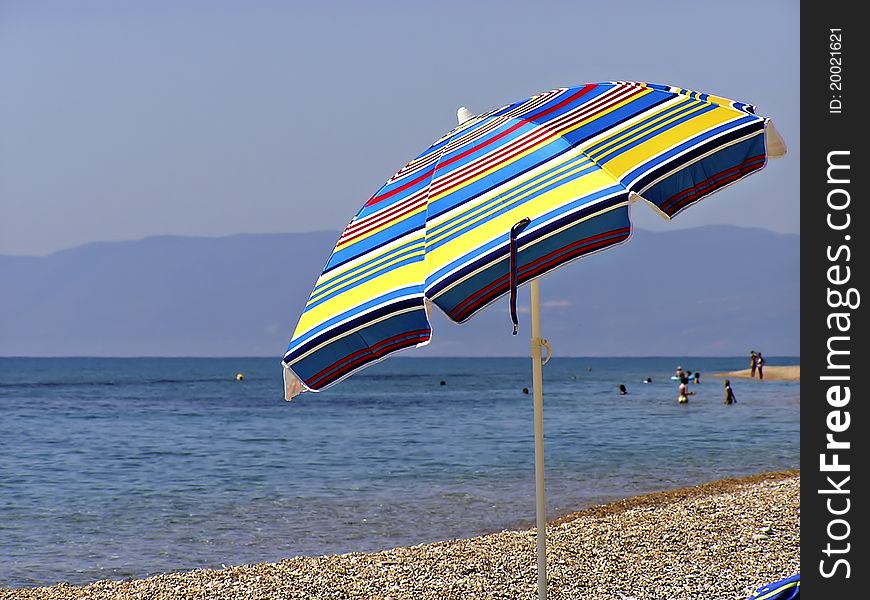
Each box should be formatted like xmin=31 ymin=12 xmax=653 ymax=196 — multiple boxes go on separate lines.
xmin=282 ymin=81 xmax=786 ymax=598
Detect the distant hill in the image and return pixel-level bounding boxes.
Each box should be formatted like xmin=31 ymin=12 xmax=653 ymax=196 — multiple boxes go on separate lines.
xmin=0 ymin=226 xmax=798 ymax=357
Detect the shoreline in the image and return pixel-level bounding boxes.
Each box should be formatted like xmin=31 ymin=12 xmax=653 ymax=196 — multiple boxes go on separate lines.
xmin=711 ymin=365 xmax=800 ymax=382
xmin=1 ymin=470 xmax=800 ymax=599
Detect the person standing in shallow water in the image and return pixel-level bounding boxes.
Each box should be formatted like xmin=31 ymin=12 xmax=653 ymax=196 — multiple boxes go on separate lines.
xmin=724 ymin=379 xmax=737 ymax=405
xmin=677 ymin=377 xmax=694 ymax=404
xmin=750 ymin=351 xmax=758 ymax=377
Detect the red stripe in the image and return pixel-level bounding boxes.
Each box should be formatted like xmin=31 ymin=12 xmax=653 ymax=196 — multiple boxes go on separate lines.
xmin=365 ymin=85 xmax=596 ymax=209
xmin=518 ymin=230 xmax=630 ymax=282
xmin=309 ymin=329 xmax=431 ymax=388
xmin=451 ymin=229 xmax=616 ymax=318
xmin=364 ymin=165 xmax=437 ymax=209
xmin=667 ymin=154 xmax=765 ymax=205
xmin=389 ymin=90 xmax=562 ymax=182
xmin=662 ymin=155 xmax=765 ymax=215
xmin=390 ymin=89 xmax=565 ymax=181
xmin=427 ymin=86 xmax=643 ymax=199
xmin=342 ymin=194 xmax=423 ymax=239
xmin=432 ymin=86 xmax=638 ymax=193
xmin=453 ymin=231 xmax=628 ymax=321
xmin=449 ymin=228 xmax=630 ymax=321
xmin=337 ymin=195 xmax=426 ymax=248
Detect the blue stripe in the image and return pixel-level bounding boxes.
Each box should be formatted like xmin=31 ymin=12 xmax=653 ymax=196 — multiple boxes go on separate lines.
xmin=559 ymin=89 xmax=671 ymax=148
xmin=424 ymin=185 xmax=625 ymax=289
xmin=356 ymin=174 xmax=432 ymax=222
xmin=428 ymin=152 xmax=592 ymax=239
xmin=519 ymin=83 xmax=612 ymax=123
xmin=324 ymin=215 xmax=425 ymax=271
xmin=431 ymin=205 xmax=630 ymax=320
xmin=428 ymin=84 xmax=609 ymax=187
xmin=433 ymin=116 xmax=541 ymax=177
xmin=291 ymin=309 xmax=429 ymax=385
xmin=287 ymin=285 xmax=424 ymax=353
xmin=622 ymin=114 xmax=761 ymax=186
xmin=307 ymin=253 xmax=424 ymax=312
xmin=644 ymin=135 xmax=766 ymax=213
xmin=584 ymin=98 xmax=702 ymax=157
xmin=426 ymin=158 xmax=601 ymax=254
xmin=313 ymin=239 xmax=424 ymax=300
xmin=426 ymin=139 xmax=574 ymax=221
xmin=422 ymin=100 xmax=521 ymax=157
xmin=592 ymin=103 xmax=718 ymax=165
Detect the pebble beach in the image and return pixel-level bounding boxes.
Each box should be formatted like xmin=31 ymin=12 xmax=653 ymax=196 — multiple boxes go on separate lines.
xmin=1 ymin=470 xmax=800 ymax=600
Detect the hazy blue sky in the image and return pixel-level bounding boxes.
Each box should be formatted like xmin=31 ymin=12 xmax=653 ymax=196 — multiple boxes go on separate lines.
xmin=1 ymin=0 xmax=799 ymax=256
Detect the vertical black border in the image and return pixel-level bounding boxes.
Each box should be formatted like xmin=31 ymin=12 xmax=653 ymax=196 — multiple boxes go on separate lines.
xmin=801 ymin=2 xmax=867 ymax=595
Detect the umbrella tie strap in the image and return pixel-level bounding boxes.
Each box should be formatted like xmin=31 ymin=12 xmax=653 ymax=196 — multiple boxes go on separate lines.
xmin=541 ymin=338 xmax=552 ymax=366
xmin=509 ymin=218 xmax=531 ymax=335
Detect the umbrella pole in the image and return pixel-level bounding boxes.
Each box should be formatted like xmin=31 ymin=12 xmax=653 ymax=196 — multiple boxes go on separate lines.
xmin=530 ymin=279 xmax=547 ymax=599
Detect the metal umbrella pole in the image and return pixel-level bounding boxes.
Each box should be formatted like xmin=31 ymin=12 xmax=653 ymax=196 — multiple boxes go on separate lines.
xmin=529 ymin=279 xmax=550 ymax=599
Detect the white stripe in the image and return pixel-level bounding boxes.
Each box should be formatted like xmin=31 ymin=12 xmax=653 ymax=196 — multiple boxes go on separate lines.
xmin=339 ymin=191 xmax=427 ymax=242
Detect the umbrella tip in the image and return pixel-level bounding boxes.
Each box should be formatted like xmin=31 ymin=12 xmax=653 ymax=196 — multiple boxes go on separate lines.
xmin=765 ymin=120 xmax=787 ymax=159
xmin=457 ymin=106 xmax=473 ymax=124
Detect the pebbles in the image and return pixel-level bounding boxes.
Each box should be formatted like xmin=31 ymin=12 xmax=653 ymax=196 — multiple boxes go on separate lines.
xmin=0 ymin=471 xmax=799 ymax=600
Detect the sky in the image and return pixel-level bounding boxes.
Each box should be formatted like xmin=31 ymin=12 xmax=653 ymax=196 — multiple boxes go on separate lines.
xmin=0 ymin=0 xmax=799 ymax=257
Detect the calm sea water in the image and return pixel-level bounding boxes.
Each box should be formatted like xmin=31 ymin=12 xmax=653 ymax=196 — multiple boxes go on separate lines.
xmin=0 ymin=356 xmax=799 ymax=588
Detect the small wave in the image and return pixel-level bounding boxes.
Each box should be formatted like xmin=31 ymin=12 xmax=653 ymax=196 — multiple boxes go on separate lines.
xmin=0 ymin=377 xmax=228 ymax=390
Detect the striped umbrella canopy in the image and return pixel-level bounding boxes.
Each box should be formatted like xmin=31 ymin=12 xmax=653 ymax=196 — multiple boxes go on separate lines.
xmin=283 ymin=81 xmax=785 ymax=394
xmin=281 ymin=81 xmax=786 ymax=598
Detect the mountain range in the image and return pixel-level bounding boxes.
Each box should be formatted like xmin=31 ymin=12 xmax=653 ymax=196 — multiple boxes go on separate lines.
xmin=1 ymin=226 xmax=799 ymax=357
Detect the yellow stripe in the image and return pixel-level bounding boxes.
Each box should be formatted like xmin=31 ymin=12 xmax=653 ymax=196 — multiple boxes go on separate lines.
xmin=307 ymin=245 xmax=425 ymax=308
xmin=334 ymin=203 xmax=427 ymax=255
xmin=310 ymin=238 xmax=425 ymax=302
xmin=591 ymin=101 xmax=710 ymax=164
xmin=426 ymin=88 xmax=652 ymax=207
xmin=428 ymin=153 xmax=589 ymax=247
xmin=428 ymin=153 xmax=595 ymax=249
xmin=293 ymin=259 xmax=424 ymax=339
xmin=590 ymin=99 xmax=709 ymax=164
xmin=706 ymin=93 xmax=736 ymax=108
xmin=426 ymin=168 xmax=617 ymax=274
xmin=586 ymin=97 xmax=697 ymax=160
xmin=602 ymin=105 xmax=743 ymax=179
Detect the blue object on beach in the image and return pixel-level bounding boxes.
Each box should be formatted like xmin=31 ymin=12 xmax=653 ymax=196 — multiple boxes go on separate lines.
xmin=748 ymin=573 xmax=799 ymax=599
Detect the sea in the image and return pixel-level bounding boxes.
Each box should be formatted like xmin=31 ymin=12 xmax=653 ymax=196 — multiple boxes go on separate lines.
xmin=0 ymin=356 xmax=799 ymax=589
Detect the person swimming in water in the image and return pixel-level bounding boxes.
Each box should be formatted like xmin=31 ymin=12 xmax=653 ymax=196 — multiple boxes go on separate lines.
xmin=618 ymin=384 xmax=628 ymax=395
